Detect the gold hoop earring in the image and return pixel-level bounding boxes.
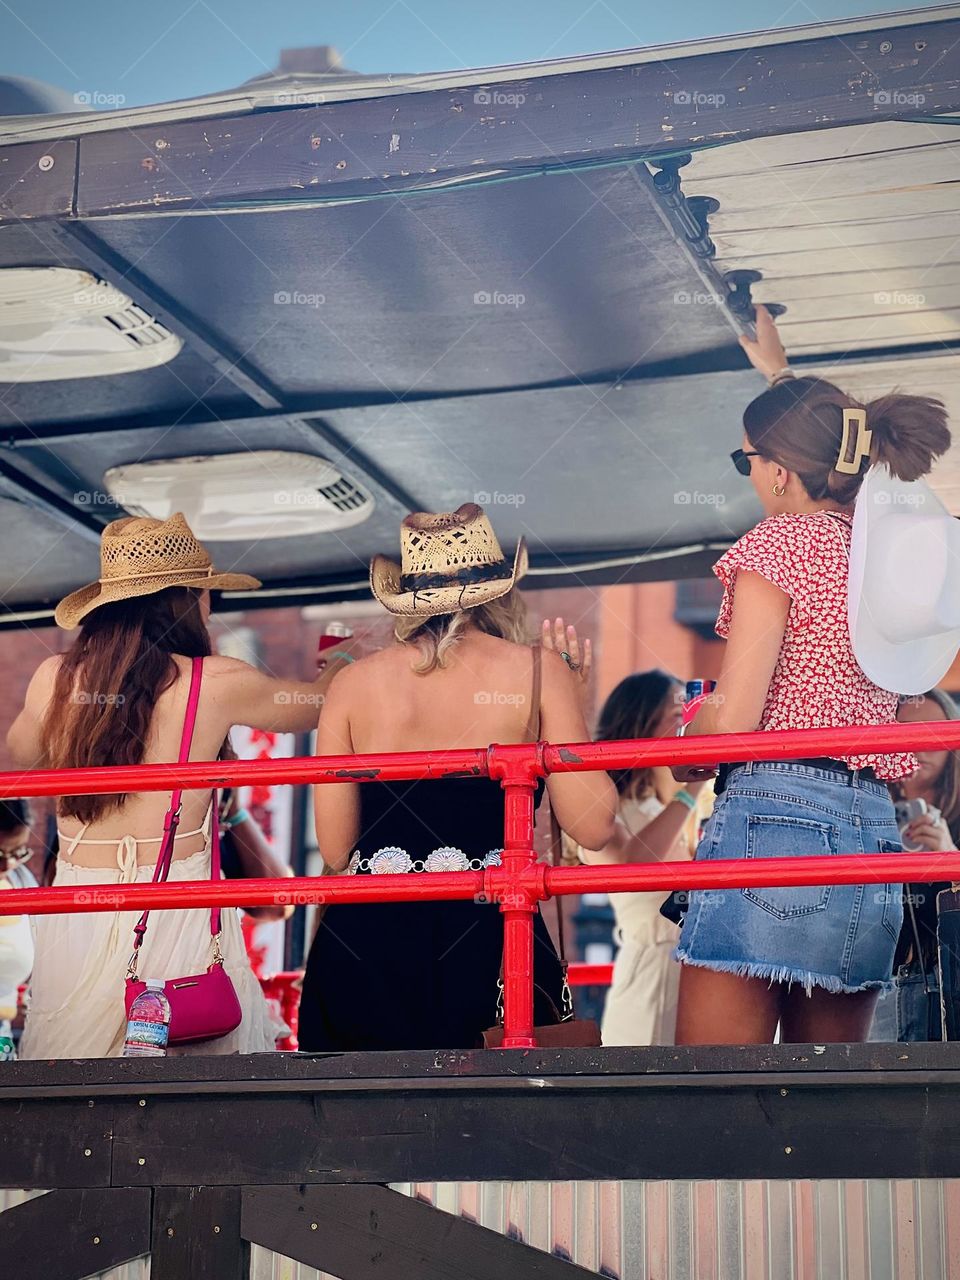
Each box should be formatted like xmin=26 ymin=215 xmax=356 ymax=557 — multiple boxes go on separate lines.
xmin=773 ymin=483 xmax=786 ymax=497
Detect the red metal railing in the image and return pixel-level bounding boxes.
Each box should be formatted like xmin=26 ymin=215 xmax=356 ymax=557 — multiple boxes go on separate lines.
xmin=2 ymin=718 xmax=960 ymax=1048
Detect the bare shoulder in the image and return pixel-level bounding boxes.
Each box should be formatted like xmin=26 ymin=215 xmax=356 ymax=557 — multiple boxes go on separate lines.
xmin=25 ymin=654 xmax=64 ymax=704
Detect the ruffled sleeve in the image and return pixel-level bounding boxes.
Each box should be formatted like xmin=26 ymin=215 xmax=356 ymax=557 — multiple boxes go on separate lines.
xmin=713 ymin=515 xmax=814 ymax=638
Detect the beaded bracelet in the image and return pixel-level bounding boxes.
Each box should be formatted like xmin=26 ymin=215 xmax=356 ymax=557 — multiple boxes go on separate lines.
xmin=222 ymin=807 xmax=250 ymax=829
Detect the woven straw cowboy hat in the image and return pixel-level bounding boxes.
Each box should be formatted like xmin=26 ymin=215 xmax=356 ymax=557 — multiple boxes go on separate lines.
xmin=55 ymin=512 xmax=261 ymax=629
xmin=370 ymin=503 xmax=528 ymax=617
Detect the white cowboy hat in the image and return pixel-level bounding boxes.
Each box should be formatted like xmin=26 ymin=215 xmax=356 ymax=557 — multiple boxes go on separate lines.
xmin=849 ymin=464 xmax=960 ymax=694
xmin=55 ymin=512 xmax=261 ymax=629
xmin=370 ymin=503 xmax=527 ymax=617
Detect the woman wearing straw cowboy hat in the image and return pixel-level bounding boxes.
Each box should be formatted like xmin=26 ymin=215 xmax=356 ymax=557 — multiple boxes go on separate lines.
xmin=8 ymin=513 xmax=355 ymax=1059
xmin=672 ymin=305 xmax=955 ymax=1046
xmin=298 ymin=503 xmax=617 ymax=1052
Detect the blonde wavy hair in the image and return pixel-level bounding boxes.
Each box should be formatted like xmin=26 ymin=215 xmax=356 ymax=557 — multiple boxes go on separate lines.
xmin=394 ymin=588 xmax=530 ymax=674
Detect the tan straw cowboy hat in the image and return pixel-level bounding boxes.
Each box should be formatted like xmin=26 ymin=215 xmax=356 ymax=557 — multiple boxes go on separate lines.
xmin=55 ymin=512 xmax=261 ymax=629
xmin=370 ymin=503 xmax=528 ymax=617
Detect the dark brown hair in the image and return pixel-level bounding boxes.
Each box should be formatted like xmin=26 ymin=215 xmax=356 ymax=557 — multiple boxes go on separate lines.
xmin=40 ymin=587 xmax=211 ymax=823
xmin=595 ymin=669 xmax=682 ymax=801
xmin=743 ymin=377 xmax=951 ymax=505
xmin=893 ymin=687 xmax=960 ymax=843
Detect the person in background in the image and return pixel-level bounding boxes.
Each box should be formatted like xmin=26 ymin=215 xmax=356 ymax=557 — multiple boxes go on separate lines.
xmin=8 ymin=513 xmax=353 ymax=1059
xmin=299 ymin=504 xmax=617 ymax=1052
xmin=0 ymin=799 xmax=38 ymax=1059
xmin=871 ymin=688 xmax=960 ymax=1041
xmin=575 ymin=671 xmax=706 ymax=1046
xmin=673 ymin=306 xmax=950 ymax=1045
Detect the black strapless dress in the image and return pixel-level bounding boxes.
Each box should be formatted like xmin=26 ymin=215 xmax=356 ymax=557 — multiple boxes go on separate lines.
xmin=297 ymin=776 xmax=565 ymax=1051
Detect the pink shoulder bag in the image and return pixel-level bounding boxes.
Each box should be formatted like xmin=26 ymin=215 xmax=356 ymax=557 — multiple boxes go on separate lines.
xmin=123 ymin=656 xmax=243 ymax=1045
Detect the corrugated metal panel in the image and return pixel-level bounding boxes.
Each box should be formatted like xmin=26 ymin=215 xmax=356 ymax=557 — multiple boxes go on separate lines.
xmin=5 ymin=1182 xmax=958 ymax=1278
xmin=243 ymin=1180 xmax=960 ymax=1280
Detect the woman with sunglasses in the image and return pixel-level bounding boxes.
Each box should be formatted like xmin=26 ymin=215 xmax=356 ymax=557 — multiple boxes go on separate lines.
xmin=672 ymin=306 xmax=951 ymax=1045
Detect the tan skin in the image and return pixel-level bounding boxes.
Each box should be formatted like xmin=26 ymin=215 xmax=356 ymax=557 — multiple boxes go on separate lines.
xmin=7 ymin=590 xmax=357 ymax=868
xmin=0 ymin=822 xmax=33 ymax=1024
xmin=671 ymin=306 xmax=880 ymax=1045
xmin=896 ymin=697 xmax=957 ymax=851
xmin=314 ymin=614 xmax=618 ymax=871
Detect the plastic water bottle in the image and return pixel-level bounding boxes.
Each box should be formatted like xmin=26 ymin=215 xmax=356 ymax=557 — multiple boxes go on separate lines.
xmin=122 ymin=979 xmax=171 ymax=1057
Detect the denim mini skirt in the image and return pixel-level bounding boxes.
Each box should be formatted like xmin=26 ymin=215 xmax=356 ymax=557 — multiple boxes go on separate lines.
xmin=674 ymin=761 xmax=904 ymax=994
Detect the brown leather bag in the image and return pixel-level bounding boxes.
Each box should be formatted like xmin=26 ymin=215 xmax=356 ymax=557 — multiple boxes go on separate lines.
xmin=482 ymin=645 xmax=602 ymax=1049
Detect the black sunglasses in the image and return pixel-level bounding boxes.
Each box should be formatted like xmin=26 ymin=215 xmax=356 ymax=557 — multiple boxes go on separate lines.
xmin=731 ymin=448 xmax=764 ymax=477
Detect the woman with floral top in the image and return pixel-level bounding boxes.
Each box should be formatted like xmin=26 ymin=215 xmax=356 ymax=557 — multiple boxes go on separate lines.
xmin=673 ymin=306 xmax=951 ymax=1045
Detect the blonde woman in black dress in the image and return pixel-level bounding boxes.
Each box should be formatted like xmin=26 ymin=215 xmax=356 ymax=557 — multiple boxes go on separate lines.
xmin=299 ymin=504 xmax=618 ymax=1052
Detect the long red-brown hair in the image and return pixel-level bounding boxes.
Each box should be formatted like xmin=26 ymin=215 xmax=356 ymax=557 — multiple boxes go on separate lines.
xmin=40 ymin=587 xmax=211 ymax=823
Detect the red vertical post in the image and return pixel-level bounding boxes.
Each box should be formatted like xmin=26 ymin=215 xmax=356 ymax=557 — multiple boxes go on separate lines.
xmin=490 ymin=743 xmax=542 ymax=1049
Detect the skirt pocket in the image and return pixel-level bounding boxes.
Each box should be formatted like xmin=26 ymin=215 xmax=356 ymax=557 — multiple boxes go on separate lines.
xmin=742 ymin=814 xmax=838 ymax=921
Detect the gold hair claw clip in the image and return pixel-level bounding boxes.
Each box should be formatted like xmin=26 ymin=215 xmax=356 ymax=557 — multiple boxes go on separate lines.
xmin=835 ymin=408 xmax=873 ymax=474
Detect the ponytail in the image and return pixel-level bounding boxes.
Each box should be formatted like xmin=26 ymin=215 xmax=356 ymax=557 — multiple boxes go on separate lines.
xmin=865 ymin=389 xmax=951 ymax=483
xmin=744 ymin=377 xmax=951 ymax=503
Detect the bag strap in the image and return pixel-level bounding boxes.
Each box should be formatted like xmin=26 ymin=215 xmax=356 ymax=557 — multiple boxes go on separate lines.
xmin=525 ymin=644 xmax=542 ymax=743
xmin=131 ymin=657 xmax=218 ymax=954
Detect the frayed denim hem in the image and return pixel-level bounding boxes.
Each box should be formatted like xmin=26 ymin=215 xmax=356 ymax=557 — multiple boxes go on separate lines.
xmin=673 ymin=948 xmax=894 ymax=997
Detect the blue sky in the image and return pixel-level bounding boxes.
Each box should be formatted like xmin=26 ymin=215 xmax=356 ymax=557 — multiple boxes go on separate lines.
xmin=1 ymin=0 xmax=925 ymax=109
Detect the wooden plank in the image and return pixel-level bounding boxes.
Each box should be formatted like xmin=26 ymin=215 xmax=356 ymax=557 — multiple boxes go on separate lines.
xmin=4 ymin=1042 xmax=960 ymax=1095
xmin=152 ymin=1186 xmax=248 ymax=1280
xmin=107 ymin=1076 xmax=960 ymax=1185
xmin=0 ymin=139 xmax=76 ymax=222
xmin=241 ymin=1183 xmax=603 ymax=1279
xmin=60 ymin=14 xmax=960 ymax=217
xmin=0 ymin=1098 xmax=111 ymax=1189
xmin=0 ymin=1187 xmax=150 ymax=1279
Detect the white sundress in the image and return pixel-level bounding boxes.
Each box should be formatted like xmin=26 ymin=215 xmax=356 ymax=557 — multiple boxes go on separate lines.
xmin=594 ymin=794 xmax=694 ymax=1048
xmin=20 ymin=805 xmax=278 ymax=1060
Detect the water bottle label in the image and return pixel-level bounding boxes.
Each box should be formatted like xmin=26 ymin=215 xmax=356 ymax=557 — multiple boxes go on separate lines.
xmin=125 ymin=1019 xmax=169 ymax=1050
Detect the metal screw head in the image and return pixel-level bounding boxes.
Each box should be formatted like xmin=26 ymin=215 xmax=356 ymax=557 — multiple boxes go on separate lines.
xmin=311 ymin=1223 xmax=318 ymax=1230
xmin=38 ymin=155 xmax=55 ymax=171
xmin=93 ymin=1236 xmax=101 ymax=1245
xmin=780 ymin=1088 xmax=788 ymax=1096
xmin=784 ymin=1146 xmax=793 ymax=1154
xmin=213 ymin=1226 xmax=221 ymax=1234
xmin=138 ymin=1158 xmax=146 ymax=1166
xmin=167 ymin=1228 xmax=175 ymax=1237
xmin=83 ymin=1148 xmax=92 ymax=1157
xmin=139 ymin=1099 xmax=147 ymax=1107
xmin=879 ymin=40 xmax=893 ymax=53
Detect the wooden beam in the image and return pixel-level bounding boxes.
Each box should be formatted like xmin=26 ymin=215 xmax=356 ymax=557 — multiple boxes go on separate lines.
xmin=0 ymin=1097 xmax=112 ymax=1189
xmin=152 ymin=1186 xmax=248 ymax=1280
xmin=0 ymin=1188 xmax=150 ymax=1280
xmin=55 ymin=14 xmax=960 ymax=218
xmin=241 ymin=1183 xmax=602 ymax=1279
xmin=0 ymin=139 xmax=76 ymax=221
